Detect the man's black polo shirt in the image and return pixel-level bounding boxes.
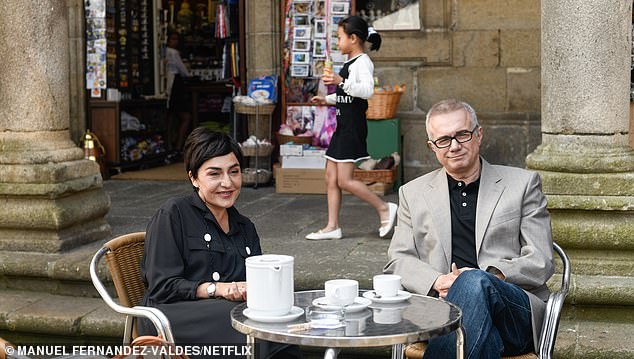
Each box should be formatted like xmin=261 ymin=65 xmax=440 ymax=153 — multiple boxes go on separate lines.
xmin=447 ymin=174 xmax=480 ymax=268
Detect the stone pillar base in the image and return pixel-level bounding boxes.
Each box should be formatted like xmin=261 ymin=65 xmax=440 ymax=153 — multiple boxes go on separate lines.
xmin=0 ymin=216 xmax=110 ymax=252
xmin=527 ymin=144 xmax=634 ymax=309
xmin=0 ymin=132 xmax=111 ymax=253
xmin=527 ymin=143 xmax=634 ymax=173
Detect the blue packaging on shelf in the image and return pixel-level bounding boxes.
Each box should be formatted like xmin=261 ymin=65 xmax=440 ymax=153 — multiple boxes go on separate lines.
xmin=247 ymin=75 xmax=278 ymax=102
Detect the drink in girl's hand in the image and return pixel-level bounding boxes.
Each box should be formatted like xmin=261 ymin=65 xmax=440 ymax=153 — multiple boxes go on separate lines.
xmin=323 ymin=59 xmax=333 ymax=75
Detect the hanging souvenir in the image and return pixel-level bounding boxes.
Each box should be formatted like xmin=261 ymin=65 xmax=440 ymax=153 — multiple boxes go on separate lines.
xmin=215 ymin=3 xmax=227 ymax=38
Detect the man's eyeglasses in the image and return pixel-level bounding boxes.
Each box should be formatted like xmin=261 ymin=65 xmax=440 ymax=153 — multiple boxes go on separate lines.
xmin=429 ymin=126 xmax=479 ymax=149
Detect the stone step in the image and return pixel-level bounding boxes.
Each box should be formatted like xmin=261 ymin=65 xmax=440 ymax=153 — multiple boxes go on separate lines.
xmin=0 ymin=289 xmax=123 ymax=341
xmin=1 ymin=289 xmax=634 ymax=358
xmin=0 ymin=243 xmax=112 ymax=298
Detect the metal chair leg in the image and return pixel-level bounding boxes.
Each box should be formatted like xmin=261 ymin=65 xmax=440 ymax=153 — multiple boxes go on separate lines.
xmin=392 ymin=343 xmax=405 ymax=359
xmin=456 ymin=326 xmax=465 ymax=359
xmin=323 ymin=348 xmax=340 ymax=359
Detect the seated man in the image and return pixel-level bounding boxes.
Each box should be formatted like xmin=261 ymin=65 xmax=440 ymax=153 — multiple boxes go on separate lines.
xmin=384 ymin=99 xmax=554 ymax=358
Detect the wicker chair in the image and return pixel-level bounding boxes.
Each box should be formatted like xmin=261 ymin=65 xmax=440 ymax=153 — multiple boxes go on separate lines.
xmin=90 ymin=232 xmax=175 ymax=344
xmin=403 ymin=243 xmax=571 ymax=359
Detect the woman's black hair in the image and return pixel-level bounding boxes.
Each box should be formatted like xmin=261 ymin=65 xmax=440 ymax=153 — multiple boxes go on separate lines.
xmin=183 ymin=127 xmax=244 ymax=182
xmin=338 ymin=16 xmax=382 ymax=51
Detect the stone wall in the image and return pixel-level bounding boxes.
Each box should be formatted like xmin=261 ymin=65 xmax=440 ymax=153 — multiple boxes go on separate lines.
xmin=371 ymin=0 xmax=542 ymax=180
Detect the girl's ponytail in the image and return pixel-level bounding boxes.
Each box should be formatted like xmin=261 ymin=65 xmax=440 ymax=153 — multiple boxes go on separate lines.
xmin=367 ymin=27 xmax=381 ymax=51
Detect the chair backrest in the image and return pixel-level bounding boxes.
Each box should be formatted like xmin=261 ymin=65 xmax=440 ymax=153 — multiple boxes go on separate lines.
xmin=538 ymin=242 xmax=571 ymax=359
xmin=91 ymin=231 xmax=174 ymax=344
xmin=103 ymin=232 xmax=146 ymax=308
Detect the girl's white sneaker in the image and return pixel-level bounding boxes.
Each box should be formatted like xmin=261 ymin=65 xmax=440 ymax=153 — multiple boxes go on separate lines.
xmin=379 ymin=202 xmax=398 ymax=238
xmin=305 ymin=228 xmax=343 ymax=240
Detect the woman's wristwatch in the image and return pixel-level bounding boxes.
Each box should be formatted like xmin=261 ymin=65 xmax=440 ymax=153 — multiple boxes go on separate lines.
xmin=206 ymin=282 xmax=216 ymax=298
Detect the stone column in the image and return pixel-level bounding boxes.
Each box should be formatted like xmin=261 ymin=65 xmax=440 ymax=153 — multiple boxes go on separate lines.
xmin=0 ymin=1 xmax=111 ymax=252
xmin=527 ymin=0 xmax=634 ymax=354
xmin=245 ymin=0 xmax=281 ymax=79
xmin=67 ymin=0 xmax=87 ymax=144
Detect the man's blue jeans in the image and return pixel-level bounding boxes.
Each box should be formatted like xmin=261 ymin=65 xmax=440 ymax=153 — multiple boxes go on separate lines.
xmin=423 ymin=270 xmax=534 ymax=359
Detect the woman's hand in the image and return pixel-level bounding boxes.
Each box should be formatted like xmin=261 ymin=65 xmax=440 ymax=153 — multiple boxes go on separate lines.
xmin=216 ymin=281 xmax=247 ymax=301
xmin=310 ymin=96 xmax=326 ymax=105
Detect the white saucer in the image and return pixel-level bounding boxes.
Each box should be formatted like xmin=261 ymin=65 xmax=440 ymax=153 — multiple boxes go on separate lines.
xmin=362 ymin=290 xmax=412 ymax=304
xmin=243 ymin=306 xmax=304 ymax=323
xmin=312 ymin=296 xmax=372 ymax=313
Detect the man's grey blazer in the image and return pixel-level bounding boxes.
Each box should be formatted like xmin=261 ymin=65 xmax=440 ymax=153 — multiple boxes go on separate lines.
xmin=384 ymin=158 xmax=554 ymax=349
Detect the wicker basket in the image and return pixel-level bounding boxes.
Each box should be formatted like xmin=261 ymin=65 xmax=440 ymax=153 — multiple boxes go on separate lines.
xmin=353 ymin=166 xmax=398 ymax=184
xmin=234 ymin=102 xmax=276 ymax=115
xmin=366 ymin=90 xmax=403 ymax=120
xmin=240 ymin=143 xmax=274 ymax=157
xmin=276 ymin=132 xmax=313 ymax=145
xmin=242 ymin=168 xmax=272 ymax=185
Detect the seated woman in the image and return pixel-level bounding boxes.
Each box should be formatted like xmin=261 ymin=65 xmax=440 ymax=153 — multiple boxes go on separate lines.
xmin=139 ymin=128 xmax=301 ymax=359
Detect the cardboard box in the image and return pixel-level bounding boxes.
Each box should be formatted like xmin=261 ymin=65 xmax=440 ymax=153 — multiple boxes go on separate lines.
xmin=274 ymin=167 xmax=388 ymax=195
xmin=280 ymin=144 xmax=303 ymax=156
xmin=281 ymin=155 xmax=326 ymax=169
xmin=303 ymin=149 xmax=327 ymax=157
xmin=275 ymin=167 xmax=326 ymax=194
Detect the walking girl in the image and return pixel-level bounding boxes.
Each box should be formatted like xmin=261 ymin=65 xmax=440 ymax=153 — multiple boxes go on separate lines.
xmin=306 ymin=16 xmax=397 ymax=240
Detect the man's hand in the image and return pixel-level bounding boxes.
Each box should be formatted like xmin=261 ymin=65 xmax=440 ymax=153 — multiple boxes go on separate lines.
xmin=433 ymin=263 xmax=477 ymax=298
xmin=433 ymin=263 xmax=460 ymax=298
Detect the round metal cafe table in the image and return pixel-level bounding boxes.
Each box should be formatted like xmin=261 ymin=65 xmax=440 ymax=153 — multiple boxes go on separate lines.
xmin=230 ymin=290 xmax=464 ymax=359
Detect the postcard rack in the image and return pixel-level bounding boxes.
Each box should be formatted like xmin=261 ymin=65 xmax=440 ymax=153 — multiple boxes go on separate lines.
xmin=279 ymin=0 xmax=354 ymax=134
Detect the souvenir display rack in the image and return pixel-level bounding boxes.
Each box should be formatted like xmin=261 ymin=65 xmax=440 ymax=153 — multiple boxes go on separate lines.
xmin=280 ymin=0 xmax=354 ymax=146
xmin=106 ymin=0 xmax=156 ymax=98
xmin=279 ymin=0 xmax=414 ymax=133
xmin=281 ymin=0 xmax=354 ymax=99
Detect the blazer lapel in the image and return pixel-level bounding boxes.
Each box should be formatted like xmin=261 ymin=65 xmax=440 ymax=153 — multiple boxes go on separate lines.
xmin=425 ymin=169 xmax=452 ymax=266
xmin=475 ymin=159 xmax=505 ymax=257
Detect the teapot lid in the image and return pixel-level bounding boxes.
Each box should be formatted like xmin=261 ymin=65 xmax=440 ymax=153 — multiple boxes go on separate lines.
xmin=246 ymin=254 xmax=294 ymax=267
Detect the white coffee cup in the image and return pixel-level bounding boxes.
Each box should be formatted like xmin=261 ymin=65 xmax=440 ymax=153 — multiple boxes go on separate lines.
xmin=324 ymin=279 xmax=358 ymax=306
xmin=373 ymin=274 xmax=402 ymax=298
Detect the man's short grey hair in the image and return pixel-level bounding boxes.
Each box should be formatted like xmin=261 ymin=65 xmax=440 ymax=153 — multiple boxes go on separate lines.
xmin=425 ymin=99 xmax=479 ymax=139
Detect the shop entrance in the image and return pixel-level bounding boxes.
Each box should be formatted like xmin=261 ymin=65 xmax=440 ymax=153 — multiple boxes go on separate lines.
xmin=85 ymin=0 xmax=245 ymax=174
